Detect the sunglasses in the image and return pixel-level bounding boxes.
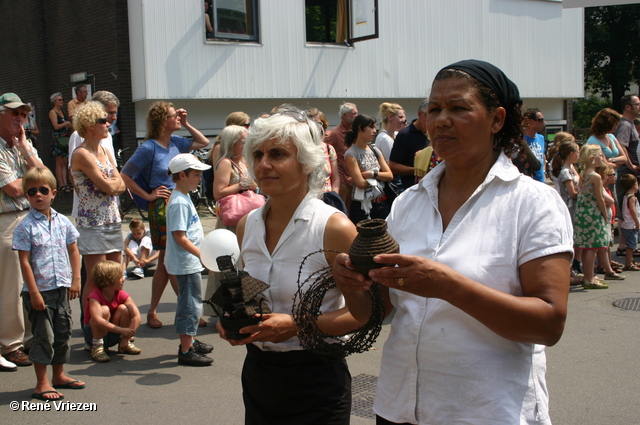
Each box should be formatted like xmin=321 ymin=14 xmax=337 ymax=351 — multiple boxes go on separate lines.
xmin=26 ymin=186 xmax=51 ymax=197
xmin=8 ymin=110 xmax=28 ymax=119
xmin=95 ymin=118 xmax=108 ymax=124
xmin=242 ymin=123 xmax=250 ymax=128
xmin=534 ymin=117 xmax=545 ymax=122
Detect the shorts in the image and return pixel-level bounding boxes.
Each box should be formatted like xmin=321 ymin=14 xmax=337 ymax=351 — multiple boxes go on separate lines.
xmin=83 ymin=323 xmax=121 ymax=348
xmin=22 ymin=288 xmax=72 ymax=365
xmin=175 ymin=273 xmax=203 ymax=336
xmin=149 ymin=197 xmax=169 ymax=251
xmin=622 ymin=228 xmax=638 ymax=250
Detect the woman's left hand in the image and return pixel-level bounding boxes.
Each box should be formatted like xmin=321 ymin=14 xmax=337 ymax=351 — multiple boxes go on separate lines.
xmin=218 ymin=313 xmax=298 ymax=346
xmin=368 ymin=253 xmax=451 ymax=299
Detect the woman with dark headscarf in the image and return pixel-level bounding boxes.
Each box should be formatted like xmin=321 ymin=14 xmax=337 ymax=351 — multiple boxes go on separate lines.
xmin=334 ymin=60 xmax=573 ymax=424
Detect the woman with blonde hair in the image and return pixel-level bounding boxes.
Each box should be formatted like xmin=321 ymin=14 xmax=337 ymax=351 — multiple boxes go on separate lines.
xmin=205 ymin=111 xmax=251 ymax=201
xmin=70 ymin=101 xmax=126 ymax=320
xmin=213 ymin=124 xmax=257 ymax=231
xmin=375 ymin=102 xmax=406 ymax=162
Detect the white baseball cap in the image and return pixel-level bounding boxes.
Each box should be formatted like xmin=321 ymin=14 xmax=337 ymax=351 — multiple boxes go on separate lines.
xmin=167 ymin=153 xmax=211 ymax=175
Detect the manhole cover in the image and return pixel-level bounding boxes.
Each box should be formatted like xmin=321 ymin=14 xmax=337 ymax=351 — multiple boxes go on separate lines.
xmin=613 ymin=297 xmax=640 ymax=311
xmin=351 ymin=373 xmax=377 ymax=419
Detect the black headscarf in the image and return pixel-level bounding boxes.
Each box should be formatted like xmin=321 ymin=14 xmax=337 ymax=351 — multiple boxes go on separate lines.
xmin=439 ymin=59 xmax=522 ymax=112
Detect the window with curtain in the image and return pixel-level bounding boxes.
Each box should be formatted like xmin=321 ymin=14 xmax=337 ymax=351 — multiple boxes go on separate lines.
xmin=206 ymin=0 xmax=259 ymax=42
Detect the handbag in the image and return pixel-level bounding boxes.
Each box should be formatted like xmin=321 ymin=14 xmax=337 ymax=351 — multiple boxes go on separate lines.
xmin=383 ymin=181 xmax=401 ymax=204
xmin=217 ymin=190 xmax=265 ymax=226
xmin=56 ymin=136 xmax=70 ymax=153
xmin=217 ymin=159 xmax=264 ymax=225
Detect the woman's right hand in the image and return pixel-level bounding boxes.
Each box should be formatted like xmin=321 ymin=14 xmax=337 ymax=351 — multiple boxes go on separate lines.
xmin=150 ymin=185 xmax=171 ymax=200
xmin=333 ymin=253 xmax=373 ymax=293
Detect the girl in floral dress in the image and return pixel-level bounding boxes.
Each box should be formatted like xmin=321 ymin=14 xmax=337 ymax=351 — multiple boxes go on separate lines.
xmin=574 ymin=144 xmax=610 ymax=289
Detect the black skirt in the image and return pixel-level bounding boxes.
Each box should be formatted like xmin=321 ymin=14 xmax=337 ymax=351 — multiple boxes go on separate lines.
xmin=242 ymin=343 xmax=351 ymax=425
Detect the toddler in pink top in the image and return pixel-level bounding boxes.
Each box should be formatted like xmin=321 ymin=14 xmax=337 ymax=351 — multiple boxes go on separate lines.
xmin=83 ymin=260 xmax=142 ymax=362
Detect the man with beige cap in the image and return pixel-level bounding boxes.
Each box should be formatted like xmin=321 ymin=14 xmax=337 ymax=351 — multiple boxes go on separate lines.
xmin=0 ymin=93 xmax=44 ymax=367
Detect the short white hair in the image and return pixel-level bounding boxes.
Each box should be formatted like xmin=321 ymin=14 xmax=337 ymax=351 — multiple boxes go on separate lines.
xmin=339 ymin=102 xmax=357 ymax=119
xmin=244 ymin=105 xmax=325 ymax=196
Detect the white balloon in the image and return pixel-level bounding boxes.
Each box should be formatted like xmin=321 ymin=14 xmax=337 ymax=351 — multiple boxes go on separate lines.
xmin=200 ymin=229 xmax=241 ymax=272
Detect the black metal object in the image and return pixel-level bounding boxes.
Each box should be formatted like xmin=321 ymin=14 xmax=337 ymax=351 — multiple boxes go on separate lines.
xmin=204 ymin=255 xmax=271 ymax=340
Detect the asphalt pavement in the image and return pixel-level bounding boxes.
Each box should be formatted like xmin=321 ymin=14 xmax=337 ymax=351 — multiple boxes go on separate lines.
xmin=1 ymin=207 xmax=639 ymax=424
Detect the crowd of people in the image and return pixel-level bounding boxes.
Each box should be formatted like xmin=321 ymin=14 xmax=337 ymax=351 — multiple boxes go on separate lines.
xmin=2 ymin=60 xmax=640 ymax=423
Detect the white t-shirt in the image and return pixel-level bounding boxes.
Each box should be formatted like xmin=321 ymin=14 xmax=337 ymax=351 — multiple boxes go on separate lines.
xmin=374 ymin=130 xmax=394 ymax=163
xmin=374 ymin=152 xmax=573 ymax=425
xmin=68 ymin=131 xmax=115 ymax=218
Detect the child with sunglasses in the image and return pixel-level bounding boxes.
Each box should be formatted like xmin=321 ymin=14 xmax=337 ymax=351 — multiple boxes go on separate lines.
xmin=12 ymin=167 xmax=83 ymax=401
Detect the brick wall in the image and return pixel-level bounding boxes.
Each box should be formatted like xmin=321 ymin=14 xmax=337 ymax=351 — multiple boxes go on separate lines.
xmin=0 ymin=0 xmax=136 ymax=189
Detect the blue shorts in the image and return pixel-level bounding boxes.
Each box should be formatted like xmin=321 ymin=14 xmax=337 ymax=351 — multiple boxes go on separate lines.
xmin=175 ymin=273 xmax=203 ymax=336
xmin=622 ymin=228 xmax=638 ymax=250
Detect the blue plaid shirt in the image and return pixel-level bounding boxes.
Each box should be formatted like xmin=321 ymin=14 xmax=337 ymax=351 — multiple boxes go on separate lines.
xmin=13 ymin=207 xmax=79 ymax=292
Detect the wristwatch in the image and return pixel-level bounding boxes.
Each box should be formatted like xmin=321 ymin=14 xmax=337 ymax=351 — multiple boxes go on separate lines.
xmin=612 ymin=158 xmax=616 ymax=164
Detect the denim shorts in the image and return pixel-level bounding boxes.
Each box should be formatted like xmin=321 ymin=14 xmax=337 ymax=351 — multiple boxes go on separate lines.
xmin=175 ymin=272 xmax=203 ymax=336
xmin=622 ymin=228 xmax=638 ymax=250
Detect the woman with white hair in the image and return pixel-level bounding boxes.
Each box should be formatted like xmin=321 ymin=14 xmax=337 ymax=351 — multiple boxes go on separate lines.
xmin=216 ymin=106 xmax=362 ymax=425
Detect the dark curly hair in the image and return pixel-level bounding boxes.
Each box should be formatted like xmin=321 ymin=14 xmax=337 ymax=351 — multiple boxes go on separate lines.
xmin=433 ymin=69 xmax=523 ymax=155
xmin=145 ymin=101 xmax=174 ymax=140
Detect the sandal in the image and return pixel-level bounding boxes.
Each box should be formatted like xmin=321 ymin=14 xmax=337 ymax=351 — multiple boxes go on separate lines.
xmin=604 ymin=272 xmax=626 ymax=280
xmin=118 ymin=341 xmax=142 ymax=355
xmin=616 ymin=248 xmax=626 ymax=257
xmin=611 ymin=260 xmax=624 ymax=268
xmin=147 ymin=313 xmax=162 ymax=328
xmin=623 ymin=263 xmax=640 ymax=271
xmin=582 ymin=280 xmax=609 ymax=289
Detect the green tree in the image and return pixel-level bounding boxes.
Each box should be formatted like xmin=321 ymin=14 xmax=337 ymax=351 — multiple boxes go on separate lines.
xmin=573 ymin=95 xmax=611 ymax=129
xmin=585 ymin=5 xmax=640 ymax=111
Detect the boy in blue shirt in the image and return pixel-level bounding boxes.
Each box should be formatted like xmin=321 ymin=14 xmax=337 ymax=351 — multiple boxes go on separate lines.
xmin=165 ymin=154 xmax=214 ymax=366
xmin=13 ymin=167 xmax=83 ymax=400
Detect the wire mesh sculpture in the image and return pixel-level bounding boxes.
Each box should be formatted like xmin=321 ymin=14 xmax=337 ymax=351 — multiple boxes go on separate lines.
xmin=205 ymin=255 xmax=271 ymax=340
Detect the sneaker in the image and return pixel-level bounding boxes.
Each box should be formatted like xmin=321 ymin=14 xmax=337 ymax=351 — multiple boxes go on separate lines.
xmin=4 ymin=348 xmax=31 ymax=366
xmin=118 ymin=342 xmax=142 ymax=355
xmin=132 ymin=267 xmax=145 ymax=279
xmin=177 ymin=346 xmax=213 ymax=366
xmin=192 ymin=339 xmax=213 ymax=354
xmin=91 ymin=345 xmax=110 ymax=362
xmin=0 ymin=356 xmax=17 ymax=372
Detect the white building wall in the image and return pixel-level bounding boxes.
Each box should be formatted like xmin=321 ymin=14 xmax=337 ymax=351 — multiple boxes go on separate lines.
xmin=128 ymin=0 xmax=583 ymax=136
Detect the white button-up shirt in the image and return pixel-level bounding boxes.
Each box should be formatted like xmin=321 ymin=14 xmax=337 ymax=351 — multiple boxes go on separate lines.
xmin=374 ymin=152 xmax=573 ymax=425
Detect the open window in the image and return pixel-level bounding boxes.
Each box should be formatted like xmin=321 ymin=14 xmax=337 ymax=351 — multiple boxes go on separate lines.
xmin=205 ymin=0 xmax=259 ymax=42
xmin=305 ymin=0 xmax=378 ymax=45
